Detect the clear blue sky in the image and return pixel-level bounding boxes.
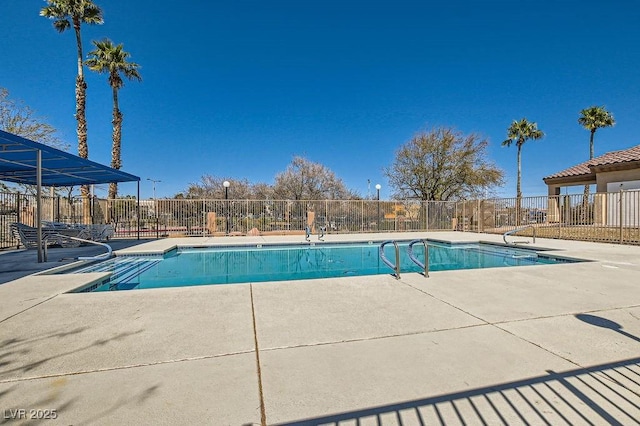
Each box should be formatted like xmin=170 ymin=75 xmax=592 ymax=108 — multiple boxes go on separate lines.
xmin=2 ymin=1 xmax=639 ymax=199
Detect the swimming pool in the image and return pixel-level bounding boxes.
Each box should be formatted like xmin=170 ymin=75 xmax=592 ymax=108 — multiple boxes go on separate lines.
xmin=70 ymin=241 xmax=579 ymax=292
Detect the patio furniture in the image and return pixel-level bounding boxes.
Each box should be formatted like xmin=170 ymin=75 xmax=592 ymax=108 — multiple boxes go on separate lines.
xmin=88 ymin=224 xmax=115 ymax=241
xmin=9 ymin=222 xmax=82 ymax=249
xmin=41 ymin=222 xmax=114 ymax=241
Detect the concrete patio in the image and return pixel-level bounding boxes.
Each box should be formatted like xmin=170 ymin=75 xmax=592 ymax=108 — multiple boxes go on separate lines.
xmin=1 ymin=232 xmax=639 ymax=425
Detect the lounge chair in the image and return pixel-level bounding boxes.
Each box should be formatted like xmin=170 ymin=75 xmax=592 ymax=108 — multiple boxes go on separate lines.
xmin=9 ymin=222 xmax=81 ymax=249
xmin=87 ymin=224 xmax=114 ymax=241
xmin=41 ymin=222 xmax=114 ymax=241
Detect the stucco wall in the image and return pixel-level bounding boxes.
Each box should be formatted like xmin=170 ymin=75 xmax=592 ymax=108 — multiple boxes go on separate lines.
xmin=596 ymin=169 xmax=640 ymax=192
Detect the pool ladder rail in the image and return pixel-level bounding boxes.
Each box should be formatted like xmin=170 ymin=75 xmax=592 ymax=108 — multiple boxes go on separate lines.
xmin=379 ymin=239 xmax=429 ymax=279
xmin=503 ymin=225 xmax=537 ymax=245
xmin=41 ymin=235 xmax=113 ymax=262
xmin=305 ymin=226 xmax=327 ymax=242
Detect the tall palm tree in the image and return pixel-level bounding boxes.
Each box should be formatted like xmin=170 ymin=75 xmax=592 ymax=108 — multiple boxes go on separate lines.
xmin=578 ymin=106 xmax=615 ymax=161
xmin=502 ymin=118 xmax=544 ymax=217
xmin=86 ymin=39 xmax=142 ymax=199
xmin=577 ymin=106 xmax=615 ymax=222
xmin=40 ymin=0 xmax=103 ymax=221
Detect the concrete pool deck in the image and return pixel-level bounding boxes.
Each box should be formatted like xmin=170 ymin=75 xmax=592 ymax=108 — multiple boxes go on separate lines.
xmin=0 ymin=231 xmax=639 ymax=425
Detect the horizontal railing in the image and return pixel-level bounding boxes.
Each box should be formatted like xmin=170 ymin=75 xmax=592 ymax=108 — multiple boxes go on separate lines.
xmin=1 ymin=190 xmax=639 ymax=249
xmin=105 ymin=198 xmax=458 ymax=238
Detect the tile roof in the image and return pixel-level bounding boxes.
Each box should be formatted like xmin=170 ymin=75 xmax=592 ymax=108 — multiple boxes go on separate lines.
xmin=544 ymin=144 xmax=640 ymax=180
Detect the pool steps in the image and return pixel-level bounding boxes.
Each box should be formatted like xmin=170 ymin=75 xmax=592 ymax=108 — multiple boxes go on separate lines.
xmin=380 ymin=239 xmax=539 ymax=279
xmin=75 ymin=257 xmax=162 ymax=290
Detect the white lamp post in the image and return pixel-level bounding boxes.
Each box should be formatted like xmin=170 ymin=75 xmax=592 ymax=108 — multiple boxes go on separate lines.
xmin=223 ymin=181 xmax=230 ymax=234
xmin=147 ymin=178 xmax=161 ymax=238
xmin=375 ymin=184 xmax=381 ymax=230
xmin=147 ymin=178 xmax=161 ymax=199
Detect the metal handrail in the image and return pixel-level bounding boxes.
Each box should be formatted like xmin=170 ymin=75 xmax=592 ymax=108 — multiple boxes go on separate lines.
xmin=503 ymin=225 xmax=536 ymax=245
xmin=66 ymin=236 xmax=113 ymax=261
xmin=306 ymin=226 xmax=327 ymax=241
xmin=39 ymin=234 xmax=112 ymax=262
xmin=407 ymin=239 xmax=429 ymax=277
xmin=379 ymin=240 xmax=401 ymax=279
xmin=318 ymin=226 xmax=326 ymax=241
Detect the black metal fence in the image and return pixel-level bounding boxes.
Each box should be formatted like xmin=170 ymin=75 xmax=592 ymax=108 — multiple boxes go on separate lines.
xmin=2 ymin=190 xmax=639 ymax=250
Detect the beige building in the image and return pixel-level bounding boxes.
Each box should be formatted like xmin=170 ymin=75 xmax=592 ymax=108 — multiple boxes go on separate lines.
xmin=543 ymin=145 xmax=640 ymax=226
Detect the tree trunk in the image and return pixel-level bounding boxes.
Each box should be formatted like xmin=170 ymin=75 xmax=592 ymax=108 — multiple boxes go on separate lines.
xmin=516 ymin=144 xmax=522 ymax=225
xmin=76 ymin=75 xmax=91 ymax=224
xmin=76 ymin=76 xmax=89 ymax=159
xmin=581 ymin=184 xmax=591 ymax=224
xmin=581 ymin=129 xmax=596 ymax=224
xmin=74 ymin=20 xmax=91 ymax=224
xmin=108 ymin=88 xmax=122 ymax=200
xmin=516 ymin=145 xmax=522 ymax=199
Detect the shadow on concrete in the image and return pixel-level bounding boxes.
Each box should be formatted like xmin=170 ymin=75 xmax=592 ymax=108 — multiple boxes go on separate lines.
xmin=576 ymin=313 xmax=640 ymax=344
xmin=0 ymin=327 xmax=143 ymax=381
xmin=0 ymin=239 xmax=155 ymax=285
xmin=0 ymin=383 xmax=160 ymax=426
xmin=275 ymin=357 xmax=640 ymax=425
xmin=72 ymin=384 xmax=161 ymax=426
xmin=0 ymin=325 xmax=162 ymax=425
xmin=0 ymin=327 xmax=88 ymax=351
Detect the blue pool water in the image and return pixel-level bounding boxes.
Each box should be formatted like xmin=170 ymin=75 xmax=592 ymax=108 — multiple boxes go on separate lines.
xmin=71 ymin=241 xmax=578 ymax=292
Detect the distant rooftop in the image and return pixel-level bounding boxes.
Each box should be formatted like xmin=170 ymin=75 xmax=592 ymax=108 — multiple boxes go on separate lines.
xmin=544 ymin=144 xmax=640 ymax=182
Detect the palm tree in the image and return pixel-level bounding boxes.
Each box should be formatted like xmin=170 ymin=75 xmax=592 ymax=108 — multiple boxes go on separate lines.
xmin=578 ymin=106 xmax=615 ymax=160
xmin=577 ymin=106 xmax=615 ymax=222
xmin=40 ymin=0 xmax=103 ymax=221
xmin=86 ymin=39 xmax=142 ymax=199
xmin=502 ymin=118 xmax=545 ymax=200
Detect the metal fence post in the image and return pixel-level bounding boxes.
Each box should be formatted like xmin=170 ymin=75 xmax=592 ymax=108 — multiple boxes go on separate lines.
xmin=425 ymin=201 xmax=429 ymax=231
xmin=462 ymin=201 xmax=466 ymax=232
xmin=394 ymin=201 xmax=398 ymax=231
xmin=619 ymin=189 xmax=624 ymax=244
xmin=454 ymin=202 xmax=458 ymax=230
xmin=16 ymin=194 xmax=21 ymax=225
xmin=324 ymin=200 xmax=328 ymax=233
xmin=556 ymin=196 xmax=560 ymax=239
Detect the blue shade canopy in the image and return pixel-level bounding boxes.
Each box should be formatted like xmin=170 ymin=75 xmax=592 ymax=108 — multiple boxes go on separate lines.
xmin=0 ymin=130 xmax=140 ymax=186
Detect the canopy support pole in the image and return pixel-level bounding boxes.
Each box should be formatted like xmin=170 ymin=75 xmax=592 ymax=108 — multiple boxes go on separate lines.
xmin=36 ymin=149 xmax=43 ymax=263
xmin=137 ymin=181 xmax=140 ymax=240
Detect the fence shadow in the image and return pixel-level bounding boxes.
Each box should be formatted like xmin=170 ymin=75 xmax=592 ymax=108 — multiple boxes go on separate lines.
xmin=0 ymin=327 xmax=143 ymax=381
xmin=276 ymin=357 xmax=640 ymax=425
